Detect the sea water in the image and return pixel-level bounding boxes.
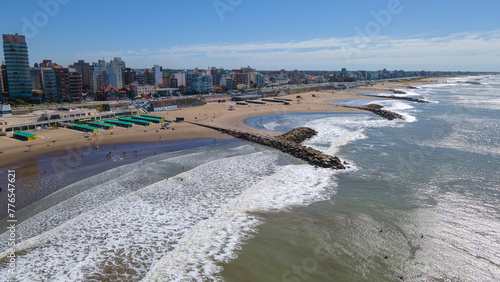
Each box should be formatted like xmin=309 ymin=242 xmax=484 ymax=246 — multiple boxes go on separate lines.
xmin=0 ymin=76 xmax=499 ymax=281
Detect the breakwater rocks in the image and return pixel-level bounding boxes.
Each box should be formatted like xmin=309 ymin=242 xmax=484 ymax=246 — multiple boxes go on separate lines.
xmin=341 ymin=104 xmax=404 ymax=120
xmin=187 ymin=122 xmax=345 ymax=169
xmin=388 ymin=89 xmax=407 ymax=94
xmin=276 ymin=127 xmax=318 ymax=143
xmin=362 ymin=94 xmax=429 ymax=103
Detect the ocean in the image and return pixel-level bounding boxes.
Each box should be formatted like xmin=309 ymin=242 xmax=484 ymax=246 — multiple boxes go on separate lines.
xmin=1 ymin=76 xmax=499 ymax=281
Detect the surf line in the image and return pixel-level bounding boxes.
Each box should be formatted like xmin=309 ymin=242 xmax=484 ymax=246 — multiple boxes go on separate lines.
xmin=187 ymin=122 xmax=346 ymax=169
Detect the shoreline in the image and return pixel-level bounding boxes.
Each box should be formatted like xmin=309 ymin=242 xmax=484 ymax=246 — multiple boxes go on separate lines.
xmin=0 ymin=77 xmax=450 ymax=170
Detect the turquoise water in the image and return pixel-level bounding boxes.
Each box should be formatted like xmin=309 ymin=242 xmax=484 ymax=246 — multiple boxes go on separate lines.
xmin=0 ymin=76 xmax=499 ymax=281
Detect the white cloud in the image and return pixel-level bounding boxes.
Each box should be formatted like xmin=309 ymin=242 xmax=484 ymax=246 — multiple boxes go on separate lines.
xmin=71 ymin=30 xmax=500 ymax=71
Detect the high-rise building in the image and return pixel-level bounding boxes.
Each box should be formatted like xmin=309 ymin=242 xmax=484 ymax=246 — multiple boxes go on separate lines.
xmin=41 ymin=67 xmax=57 ymax=101
xmin=91 ymin=60 xmax=106 ymax=92
xmin=144 ymin=68 xmax=155 ymax=85
xmin=153 ymin=65 xmax=162 ymax=86
xmin=2 ymin=34 xmax=33 ymax=99
xmin=68 ymin=67 xmax=83 ymax=100
xmin=123 ymin=68 xmax=136 ymax=86
xmin=89 ymin=58 xmax=125 ymax=91
xmin=191 ymin=75 xmax=213 ymax=93
xmin=30 ymin=63 xmax=43 ymax=90
xmin=72 ymin=60 xmax=91 ymax=91
xmin=174 ymin=72 xmax=186 ymax=87
xmin=210 ymin=67 xmax=220 ymax=86
xmin=54 ymin=65 xmax=70 ymax=101
xmin=109 ymin=57 xmax=125 ymax=88
xmin=96 ymin=71 xmax=109 ymax=90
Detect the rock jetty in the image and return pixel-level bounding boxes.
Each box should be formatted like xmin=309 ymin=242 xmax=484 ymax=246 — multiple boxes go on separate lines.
xmin=362 ymin=94 xmax=429 ymax=103
xmin=187 ymin=122 xmax=345 ymax=169
xmin=388 ymin=89 xmax=407 ymax=94
xmin=340 ymin=104 xmax=404 ymax=120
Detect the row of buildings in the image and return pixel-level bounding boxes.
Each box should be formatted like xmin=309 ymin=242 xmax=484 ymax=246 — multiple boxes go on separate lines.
xmin=3 ymin=33 xmax=475 ymax=103
xmin=1 ymin=34 xmax=166 ymax=102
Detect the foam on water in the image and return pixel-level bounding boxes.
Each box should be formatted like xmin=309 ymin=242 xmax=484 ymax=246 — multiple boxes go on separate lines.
xmin=378 ymin=100 xmax=419 ymax=122
xmin=144 ymin=164 xmax=339 ymax=281
xmin=304 ymin=116 xmax=369 ymax=155
xmin=0 ymin=144 xmax=260 ymax=253
xmin=0 ymin=150 xmax=284 ymax=281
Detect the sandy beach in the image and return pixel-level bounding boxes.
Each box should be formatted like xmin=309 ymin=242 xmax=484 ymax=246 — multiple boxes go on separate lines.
xmin=0 ymin=78 xmax=448 ymax=169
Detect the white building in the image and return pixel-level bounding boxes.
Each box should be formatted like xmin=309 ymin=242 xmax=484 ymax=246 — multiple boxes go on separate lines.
xmin=91 ymin=58 xmax=125 ymax=92
xmin=110 ymin=57 xmax=125 ymax=89
xmin=153 ymin=65 xmax=162 ymax=86
xmin=135 ymin=85 xmax=156 ymax=96
xmin=174 ymin=72 xmax=186 ymax=87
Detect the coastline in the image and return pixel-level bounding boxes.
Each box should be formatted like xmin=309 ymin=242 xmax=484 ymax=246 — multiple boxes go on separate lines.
xmin=0 ymin=77 xmax=449 ymax=169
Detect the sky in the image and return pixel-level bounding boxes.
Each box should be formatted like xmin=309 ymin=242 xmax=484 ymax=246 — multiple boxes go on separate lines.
xmin=1 ymin=0 xmax=499 ymax=71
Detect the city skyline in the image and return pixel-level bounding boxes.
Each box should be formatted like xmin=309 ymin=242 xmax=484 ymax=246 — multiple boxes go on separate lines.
xmin=1 ymin=0 xmax=499 ymax=71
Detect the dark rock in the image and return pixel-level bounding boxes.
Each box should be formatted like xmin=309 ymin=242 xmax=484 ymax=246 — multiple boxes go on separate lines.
xmin=388 ymin=89 xmax=407 ymax=94
xmin=340 ymin=104 xmax=404 ymax=120
xmin=186 ymin=122 xmax=345 ymax=169
xmin=277 ymin=127 xmax=318 ymax=144
xmin=361 ymin=94 xmax=429 ymax=103
xmin=364 ymin=104 xmax=384 ymax=110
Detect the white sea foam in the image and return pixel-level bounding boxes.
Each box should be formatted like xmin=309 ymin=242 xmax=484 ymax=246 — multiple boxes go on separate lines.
xmin=302 ymin=114 xmax=389 ymax=155
xmin=0 ymin=145 xmax=259 ymax=253
xmin=143 ymin=164 xmax=338 ymax=281
xmin=0 ymin=151 xmax=282 ymax=281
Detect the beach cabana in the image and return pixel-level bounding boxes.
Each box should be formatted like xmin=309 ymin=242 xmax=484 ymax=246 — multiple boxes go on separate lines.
xmin=141 ymin=114 xmax=165 ymax=121
xmin=132 ymin=116 xmax=164 ymax=123
xmin=14 ymin=131 xmax=38 ymax=141
xmin=103 ymin=119 xmax=133 ymax=128
xmin=90 ymin=122 xmax=114 ymax=130
xmin=118 ymin=117 xmax=152 ymax=126
xmin=70 ymin=124 xmax=99 ymax=133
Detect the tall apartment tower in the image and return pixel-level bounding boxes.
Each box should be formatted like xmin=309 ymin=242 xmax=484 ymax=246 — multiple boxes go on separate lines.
xmin=2 ymin=34 xmax=33 ymax=99
xmin=153 ymin=65 xmax=162 ymax=86
xmin=210 ymin=67 xmax=220 ymax=86
xmin=72 ymin=60 xmax=91 ymax=91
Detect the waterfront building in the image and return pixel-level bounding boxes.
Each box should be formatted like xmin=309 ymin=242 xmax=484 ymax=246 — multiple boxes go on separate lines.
xmin=41 ymin=67 xmax=58 ymax=101
xmin=30 ymin=63 xmax=43 ymax=90
xmin=191 ymin=75 xmax=213 ymax=93
xmin=71 ymin=60 xmax=91 ymax=91
xmin=144 ymin=69 xmax=155 ymax=86
xmin=210 ymin=67 xmax=220 ymax=86
xmin=174 ymin=72 xmax=186 ymax=87
xmin=2 ymin=34 xmax=32 ymax=99
xmin=123 ymin=68 xmax=136 ymax=86
xmin=54 ymin=65 xmax=70 ymax=100
xmin=68 ymin=67 xmax=83 ymax=100
xmin=153 ymin=65 xmax=162 ymax=86
xmin=109 ymin=57 xmax=125 ymax=88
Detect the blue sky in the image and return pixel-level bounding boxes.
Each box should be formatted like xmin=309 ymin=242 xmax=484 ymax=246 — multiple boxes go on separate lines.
xmin=1 ymin=0 xmax=499 ymax=71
